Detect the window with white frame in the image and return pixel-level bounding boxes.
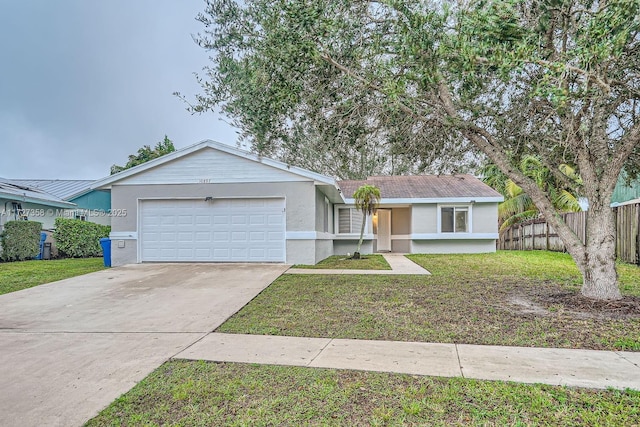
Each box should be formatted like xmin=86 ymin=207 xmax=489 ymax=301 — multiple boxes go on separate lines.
xmin=441 ymin=206 xmax=469 ymax=233
xmin=338 ymin=208 xmax=363 ymax=234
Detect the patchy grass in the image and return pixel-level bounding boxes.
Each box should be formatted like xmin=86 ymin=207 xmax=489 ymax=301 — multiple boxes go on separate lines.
xmin=293 ymin=254 xmax=392 ymax=270
xmin=218 ymin=251 xmax=640 ymax=351
xmin=85 ymin=360 xmax=640 ymax=426
xmin=0 ymin=258 xmax=105 ymax=295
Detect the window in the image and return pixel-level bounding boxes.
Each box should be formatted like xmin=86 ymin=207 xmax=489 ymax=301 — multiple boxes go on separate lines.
xmin=338 ymin=208 xmax=363 ymax=234
xmin=441 ymin=206 xmax=468 ymax=233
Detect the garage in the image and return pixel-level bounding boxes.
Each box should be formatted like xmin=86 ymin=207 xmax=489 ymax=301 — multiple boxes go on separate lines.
xmin=139 ymin=198 xmax=285 ymax=262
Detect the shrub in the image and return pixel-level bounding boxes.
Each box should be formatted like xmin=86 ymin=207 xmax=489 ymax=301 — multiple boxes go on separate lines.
xmin=53 ymin=218 xmax=111 ymax=258
xmin=0 ymin=221 xmax=42 ymax=261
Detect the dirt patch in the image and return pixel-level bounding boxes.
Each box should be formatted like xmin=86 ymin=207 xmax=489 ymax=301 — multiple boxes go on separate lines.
xmin=540 ymin=292 xmax=640 ymax=320
xmin=509 ymin=289 xmax=640 ymax=320
xmin=508 ymin=296 xmax=549 ymax=316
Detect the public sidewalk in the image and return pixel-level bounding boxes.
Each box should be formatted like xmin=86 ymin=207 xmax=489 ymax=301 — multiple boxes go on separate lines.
xmin=175 ymin=333 xmax=640 ymax=391
xmin=285 ymin=253 xmax=431 ymax=275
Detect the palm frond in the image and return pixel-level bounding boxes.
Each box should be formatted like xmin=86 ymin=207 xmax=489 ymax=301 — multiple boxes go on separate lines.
xmin=498 ymin=193 xmax=535 ymax=221
xmin=499 ymin=210 xmax=539 ymax=231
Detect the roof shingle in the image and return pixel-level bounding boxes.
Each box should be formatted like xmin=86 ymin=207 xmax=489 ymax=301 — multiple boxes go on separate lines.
xmin=338 ymin=175 xmax=502 ymax=200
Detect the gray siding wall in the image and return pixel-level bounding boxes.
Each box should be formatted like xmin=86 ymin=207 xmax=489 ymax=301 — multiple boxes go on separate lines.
xmin=411 ymin=205 xmax=438 ymax=233
xmin=334 ymin=240 xmax=373 ymax=255
xmin=411 ymin=240 xmax=496 ymax=253
xmin=110 ymin=181 xmax=319 ymax=265
xmin=392 ymin=240 xmax=411 ymax=253
xmin=315 ymin=239 xmax=334 ymax=263
xmin=472 ymin=203 xmax=499 ymax=233
xmin=314 ymin=187 xmax=333 ymax=233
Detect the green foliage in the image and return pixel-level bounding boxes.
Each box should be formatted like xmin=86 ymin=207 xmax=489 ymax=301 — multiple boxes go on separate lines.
xmin=190 ymin=0 xmax=640 ymax=298
xmin=0 ymin=221 xmax=42 ymax=262
xmin=353 ymin=184 xmax=381 ymax=216
xmin=53 ymin=218 xmax=111 ymax=258
xmin=87 ymin=360 xmax=640 ymax=427
xmin=352 ymin=184 xmax=381 ymax=255
xmin=482 ymin=156 xmax=581 ymax=230
xmin=110 ymin=135 xmax=175 ymax=175
xmin=0 ymin=258 xmax=105 ymax=295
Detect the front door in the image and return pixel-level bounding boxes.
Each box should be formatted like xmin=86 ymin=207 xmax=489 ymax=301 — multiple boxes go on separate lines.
xmin=377 ymin=209 xmax=392 ymax=252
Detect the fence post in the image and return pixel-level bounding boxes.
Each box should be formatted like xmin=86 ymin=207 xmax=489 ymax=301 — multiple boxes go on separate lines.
xmin=545 ymin=222 xmax=549 ymax=251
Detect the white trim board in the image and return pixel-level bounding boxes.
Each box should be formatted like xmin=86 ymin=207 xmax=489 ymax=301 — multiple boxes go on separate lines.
xmin=411 ymin=233 xmax=499 ymax=240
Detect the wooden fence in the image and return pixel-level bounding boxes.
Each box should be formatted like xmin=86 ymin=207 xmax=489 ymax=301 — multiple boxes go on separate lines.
xmin=498 ymin=202 xmax=640 ymax=264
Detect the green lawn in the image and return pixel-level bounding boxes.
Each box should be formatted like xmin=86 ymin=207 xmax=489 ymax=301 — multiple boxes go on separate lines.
xmin=86 ymin=252 xmax=640 ymax=425
xmin=0 ymin=258 xmax=106 ymax=295
xmin=218 ymin=251 xmax=640 ymax=351
xmin=85 ymin=360 xmax=640 ymax=426
xmin=293 ymin=254 xmax=392 ymax=270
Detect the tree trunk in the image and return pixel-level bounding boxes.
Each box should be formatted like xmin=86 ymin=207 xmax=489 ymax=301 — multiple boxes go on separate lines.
xmin=572 ymin=198 xmax=622 ymax=300
xmin=355 ymin=213 xmax=367 ymax=255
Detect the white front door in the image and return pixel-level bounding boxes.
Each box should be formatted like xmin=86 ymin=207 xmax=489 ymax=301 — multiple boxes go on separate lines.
xmin=377 ymin=209 xmax=392 ymax=252
xmin=139 ymin=198 xmax=285 ymax=262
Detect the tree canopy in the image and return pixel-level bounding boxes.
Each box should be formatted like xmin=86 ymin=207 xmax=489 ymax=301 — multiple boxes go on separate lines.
xmin=189 ymin=0 xmax=640 ymax=300
xmin=110 ymin=136 xmax=175 ymax=175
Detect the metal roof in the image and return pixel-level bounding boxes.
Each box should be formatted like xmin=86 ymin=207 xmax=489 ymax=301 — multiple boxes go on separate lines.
xmin=0 ymin=178 xmax=77 ymax=208
xmin=9 ymin=179 xmax=94 ymax=200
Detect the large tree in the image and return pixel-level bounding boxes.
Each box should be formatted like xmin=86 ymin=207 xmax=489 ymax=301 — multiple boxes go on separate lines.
xmin=190 ymin=0 xmax=640 ymax=300
xmin=110 ymin=135 xmax=175 ymax=175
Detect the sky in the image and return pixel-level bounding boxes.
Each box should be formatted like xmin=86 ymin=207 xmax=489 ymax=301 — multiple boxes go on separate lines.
xmin=0 ymin=0 xmax=239 ymax=179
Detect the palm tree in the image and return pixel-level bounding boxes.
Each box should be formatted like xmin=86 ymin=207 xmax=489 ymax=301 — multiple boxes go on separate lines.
xmin=352 ymin=184 xmax=381 ymax=259
xmin=481 ymin=156 xmax=581 ymax=231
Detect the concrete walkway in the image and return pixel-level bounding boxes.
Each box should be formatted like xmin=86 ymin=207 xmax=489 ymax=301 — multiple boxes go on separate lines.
xmin=176 ymin=333 xmax=640 ymax=391
xmin=285 ymin=253 xmax=431 ymax=275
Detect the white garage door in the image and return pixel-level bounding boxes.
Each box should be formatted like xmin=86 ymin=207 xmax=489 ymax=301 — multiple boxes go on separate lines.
xmin=139 ymin=198 xmax=285 ymax=262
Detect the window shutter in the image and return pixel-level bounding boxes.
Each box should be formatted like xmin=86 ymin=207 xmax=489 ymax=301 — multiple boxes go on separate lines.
xmin=338 ymin=208 xmax=351 ymax=233
xmin=351 ymin=210 xmax=363 ymax=233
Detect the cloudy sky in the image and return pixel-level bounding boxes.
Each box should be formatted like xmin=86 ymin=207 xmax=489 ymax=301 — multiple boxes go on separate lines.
xmin=0 ymin=0 xmax=238 ymax=179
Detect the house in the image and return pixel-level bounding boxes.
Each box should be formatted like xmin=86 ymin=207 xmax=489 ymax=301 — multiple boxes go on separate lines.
xmin=0 ymin=179 xmax=77 ymax=231
xmin=9 ymin=180 xmax=111 ymax=225
xmin=337 ymin=175 xmax=503 ymax=255
xmin=91 ymin=140 xmax=502 ymax=266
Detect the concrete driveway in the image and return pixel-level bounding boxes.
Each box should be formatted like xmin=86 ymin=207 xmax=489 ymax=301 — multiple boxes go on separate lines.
xmin=0 ymin=263 xmax=287 ymax=427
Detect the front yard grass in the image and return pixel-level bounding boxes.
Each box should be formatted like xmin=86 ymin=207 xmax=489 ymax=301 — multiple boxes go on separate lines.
xmin=218 ymin=251 xmax=640 ymax=351
xmin=293 ymin=254 xmax=391 ymax=270
xmin=85 ymin=359 xmax=640 ymax=426
xmin=0 ymin=258 xmax=105 ymax=295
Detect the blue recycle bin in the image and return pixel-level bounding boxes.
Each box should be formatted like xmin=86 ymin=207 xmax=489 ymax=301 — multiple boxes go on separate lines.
xmin=99 ymin=238 xmax=111 ymax=267
xmin=35 ymin=232 xmax=47 ymax=260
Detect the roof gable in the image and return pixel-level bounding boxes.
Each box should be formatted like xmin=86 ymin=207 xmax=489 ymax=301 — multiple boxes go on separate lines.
xmin=338 ymin=175 xmax=503 ymax=202
xmin=92 ymin=140 xmax=337 ymax=188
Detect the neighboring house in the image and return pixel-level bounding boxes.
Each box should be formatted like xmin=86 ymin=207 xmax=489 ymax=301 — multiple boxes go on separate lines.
xmin=92 ymin=140 xmax=502 ymax=266
xmin=0 ymin=179 xmax=77 ymax=231
xmin=10 ymin=180 xmax=111 ymax=226
xmin=611 ymin=172 xmax=640 ymax=207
